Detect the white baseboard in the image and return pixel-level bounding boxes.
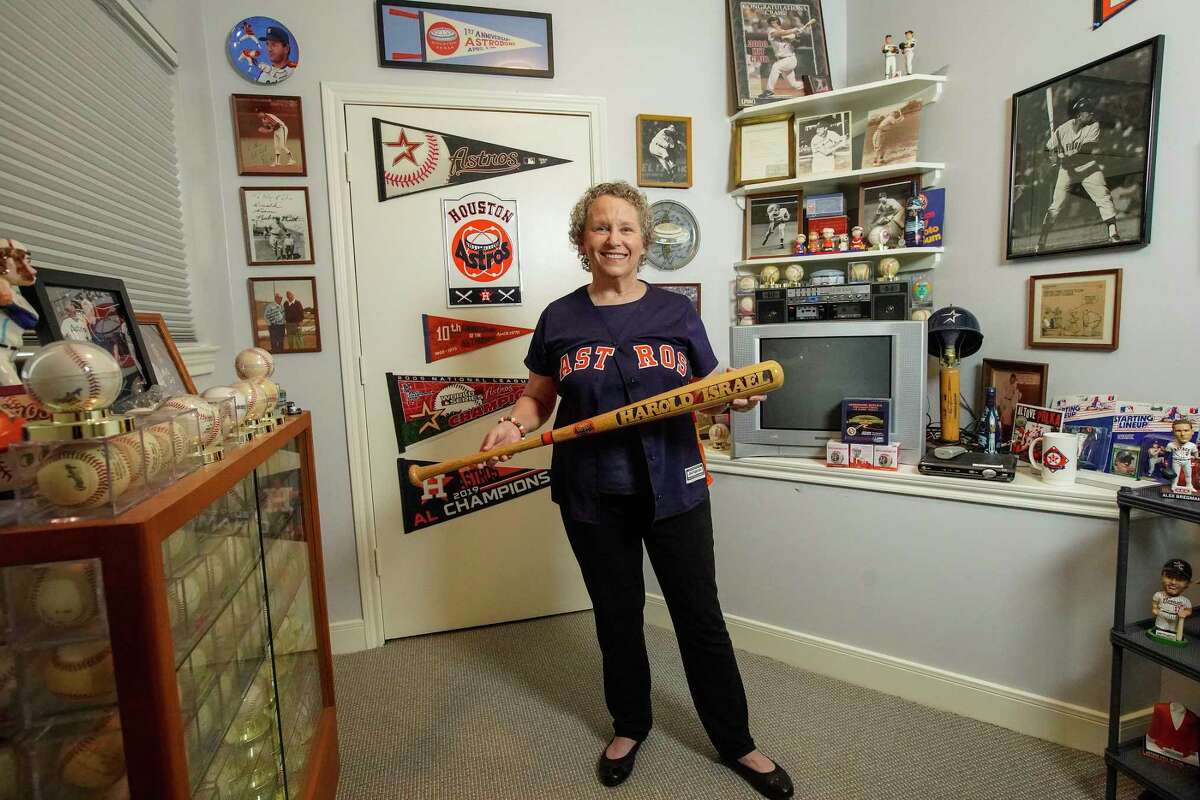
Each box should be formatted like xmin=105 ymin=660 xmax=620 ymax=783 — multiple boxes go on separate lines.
xmin=644 ymin=594 xmax=1148 ymax=755
xmin=329 ymin=619 xmax=368 ymax=654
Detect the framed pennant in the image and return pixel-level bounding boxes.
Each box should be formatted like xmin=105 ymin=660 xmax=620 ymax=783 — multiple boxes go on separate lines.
xmin=373 ymin=118 xmax=570 ymax=201
xmin=423 ymin=314 xmax=533 ymax=362
xmin=386 ymin=374 xmax=527 ymax=451
xmin=398 ymin=458 xmax=550 ymax=533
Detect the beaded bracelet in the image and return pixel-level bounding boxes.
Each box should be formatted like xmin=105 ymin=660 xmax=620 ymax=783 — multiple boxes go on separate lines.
xmin=499 ymin=415 xmax=526 ymax=439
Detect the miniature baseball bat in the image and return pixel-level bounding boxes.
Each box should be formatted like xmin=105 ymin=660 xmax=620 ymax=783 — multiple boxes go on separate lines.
xmin=407 ymin=360 xmax=785 ymax=486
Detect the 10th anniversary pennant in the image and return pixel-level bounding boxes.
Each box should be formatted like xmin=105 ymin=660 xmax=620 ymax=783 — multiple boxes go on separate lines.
xmin=398 ymin=457 xmax=550 ymax=533
xmin=423 ymin=314 xmax=533 ymax=363
xmin=373 ymin=118 xmax=570 ymax=201
xmin=387 ymin=374 xmax=527 ymax=451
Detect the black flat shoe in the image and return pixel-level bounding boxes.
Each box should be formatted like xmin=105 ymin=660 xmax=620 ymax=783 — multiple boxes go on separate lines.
xmin=723 ymin=757 xmax=794 ymax=799
xmin=596 ymin=739 xmax=642 ymax=787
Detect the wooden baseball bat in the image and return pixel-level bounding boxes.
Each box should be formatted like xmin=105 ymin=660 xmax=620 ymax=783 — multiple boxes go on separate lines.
xmin=407 ymin=360 xmax=784 ymax=486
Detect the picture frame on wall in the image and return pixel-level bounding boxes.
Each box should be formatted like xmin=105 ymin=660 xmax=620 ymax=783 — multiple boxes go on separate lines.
xmin=795 ymin=110 xmax=852 ymax=175
xmin=725 ymin=0 xmax=831 ymax=108
xmin=864 ymin=100 xmax=924 ymax=167
xmin=239 ymin=187 xmax=315 ymax=266
xmin=980 ymin=358 xmax=1049 ymax=434
xmin=231 ymin=94 xmax=307 ymax=176
xmin=21 ymin=268 xmax=157 ymax=405
xmin=1027 ymin=268 xmax=1122 ymax=351
xmin=1006 ymin=36 xmax=1163 ymax=259
xmin=734 ymin=113 xmax=795 ymax=187
xmin=136 ymin=312 xmax=196 ymax=395
xmin=248 ymin=277 xmax=322 ymax=354
xmin=743 ymin=192 xmax=802 ymax=260
xmin=858 ymin=175 xmax=919 ymax=249
xmin=375 ymin=1 xmax=554 ymax=78
xmin=636 ymin=115 xmax=692 ymax=189
xmin=653 ymin=283 xmax=701 ymax=313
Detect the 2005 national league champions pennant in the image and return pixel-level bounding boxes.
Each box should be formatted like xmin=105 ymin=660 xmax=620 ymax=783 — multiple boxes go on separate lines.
xmin=387 ymin=374 xmax=527 ymax=451
xmin=373 ymin=118 xmax=570 ymax=201
xmin=1094 ymin=0 xmax=1141 ymax=28
xmin=398 ymin=457 xmax=550 ymax=533
xmin=423 ymin=314 xmax=533 ymax=363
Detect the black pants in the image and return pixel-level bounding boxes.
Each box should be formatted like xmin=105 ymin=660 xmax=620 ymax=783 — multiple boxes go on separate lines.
xmin=561 ymin=494 xmax=756 ymax=761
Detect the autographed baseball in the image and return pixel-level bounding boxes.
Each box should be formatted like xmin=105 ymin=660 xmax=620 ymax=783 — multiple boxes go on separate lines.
xmin=708 ymin=423 xmax=731 ymax=450
xmin=202 ymin=385 xmax=249 ymax=424
xmin=737 ymin=296 xmax=756 ymax=315
xmin=231 ymin=381 xmax=266 ymax=421
xmin=736 ymin=275 xmax=757 ymax=292
xmin=22 ymin=341 xmax=122 ymax=413
xmin=58 ymin=713 xmax=125 ymax=789
xmin=30 ymin=563 xmax=98 ymax=628
xmin=43 ymin=640 xmax=117 ymax=701
xmin=784 ymin=264 xmax=805 ymax=284
xmin=159 ymin=395 xmax=221 ymax=449
xmin=256 ymin=379 xmax=280 ymax=413
xmin=759 ymin=265 xmax=781 ymax=286
xmin=36 ymin=445 xmax=131 ymax=508
xmin=146 ymin=422 xmax=186 ymax=468
xmin=234 ymin=347 xmax=274 ymax=380
xmin=108 ymin=433 xmax=145 ymax=484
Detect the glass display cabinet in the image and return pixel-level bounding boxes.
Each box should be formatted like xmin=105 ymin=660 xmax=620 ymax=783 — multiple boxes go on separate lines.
xmin=0 ymin=413 xmax=337 ymax=799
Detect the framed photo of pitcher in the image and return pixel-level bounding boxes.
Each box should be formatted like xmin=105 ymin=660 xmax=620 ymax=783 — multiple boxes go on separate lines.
xmin=1027 ymin=268 xmax=1122 ymax=351
xmin=231 ymin=94 xmax=307 ymax=176
xmin=636 ymin=114 xmax=692 ymax=188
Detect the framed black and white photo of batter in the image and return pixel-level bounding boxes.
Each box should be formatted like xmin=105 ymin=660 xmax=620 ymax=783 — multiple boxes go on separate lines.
xmin=726 ymin=0 xmax=831 ymax=108
xmin=636 ymin=115 xmax=692 ymax=189
xmin=795 ymin=110 xmax=851 ymax=175
xmin=1006 ymin=36 xmax=1163 ymax=260
xmin=743 ymin=192 xmax=802 ymax=260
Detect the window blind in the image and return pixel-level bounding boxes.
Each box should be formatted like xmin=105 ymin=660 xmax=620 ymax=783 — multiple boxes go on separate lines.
xmin=0 ymin=0 xmax=196 ymax=341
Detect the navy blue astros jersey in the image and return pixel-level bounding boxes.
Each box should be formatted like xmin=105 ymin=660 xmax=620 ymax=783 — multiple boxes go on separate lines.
xmin=525 ymin=284 xmax=719 ymax=523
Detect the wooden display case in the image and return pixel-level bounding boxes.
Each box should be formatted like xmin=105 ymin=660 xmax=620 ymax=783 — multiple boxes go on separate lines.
xmin=0 ymin=412 xmax=338 ymax=799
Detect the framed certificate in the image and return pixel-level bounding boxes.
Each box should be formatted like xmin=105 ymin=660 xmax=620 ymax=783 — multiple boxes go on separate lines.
xmin=734 ymin=113 xmax=795 ymax=186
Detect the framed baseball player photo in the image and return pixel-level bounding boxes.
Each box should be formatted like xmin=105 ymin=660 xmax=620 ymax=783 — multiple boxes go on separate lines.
xmin=864 ymin=100 xmax=923 ymax=167
xmin=231 ymin=94 xmax=307 ymax=176
xmin=136 ymin=312 xmax=196 ymax=396
xmin=248 ymin=277 xmax=322 ymax=354
xmin=743 ymin=192 xmax=802 ymax=260
xmin=239 ymin=187 xmax=316 ymax=266
xmin=1006 ymin=36 xmax=1163 ymax=259
xmin=636 ymin=115 xmax=692 ymax=189
xmin=726 ymin=0 xmax=831 ymax=108
xmin=858 ymin=175 xmax=920 ymax=250
xmin=795 ymin=111 xmax=851 ymax=175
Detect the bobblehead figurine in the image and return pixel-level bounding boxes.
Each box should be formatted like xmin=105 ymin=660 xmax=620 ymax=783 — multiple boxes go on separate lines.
xmin=0 ymin=239 xmax=39 ymax=386
xmin=1166 ymin=419 xmax=1199 ymax=497
xmin=899 ymin=31 xmax=916 ymax=75
xmin=1150 ymin=559 xmax=1194 ymax=646
xmin=881 ymin=35 xmax=900 ymax=80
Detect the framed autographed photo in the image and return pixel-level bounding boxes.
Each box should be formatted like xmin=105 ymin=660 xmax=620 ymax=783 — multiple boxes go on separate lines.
xmin=21 ymin=268 xmax=156 ymax=405
xmin=734 ymin=113 xmax=795 ymax=187
xmin=248 ymin=277 xmax=322 ymax=354
xmin=636 ymin=115 xmax=692 ymax=189
xmin=1027 ymin=268 xmax=1122 ymax=351
xmin=231 ymin=94 xmax=307 ymax=176
xmin=795 ymin=110 xmax=851 ymax=175
xmin=744 ymin=192 xmax=802 ymax=260
xmin=136 ymin=312 xmax=196 ymax=395
xmin=376 ymin=1 xmax=553 ymax=78
xmin=980 ymin=358 xmax=1049 ymax=431
xmin=1006 ymin=36 xmax=1163 ymax=259
xmin=239 ymin=187 xmax=315 ymax=266
xmin=726 ymin=0 xmax=830 ymax=108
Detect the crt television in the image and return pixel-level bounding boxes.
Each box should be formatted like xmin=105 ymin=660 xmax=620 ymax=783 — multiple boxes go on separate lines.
xmin=729 ymin=320 xmax=927 ymax=464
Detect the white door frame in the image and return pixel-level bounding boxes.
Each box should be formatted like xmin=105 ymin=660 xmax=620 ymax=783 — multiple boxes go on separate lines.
xmin=320 ymin=83 xmax=608 ymax=650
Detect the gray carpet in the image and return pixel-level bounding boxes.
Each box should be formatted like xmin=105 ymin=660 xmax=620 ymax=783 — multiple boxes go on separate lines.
xmin=332 ymin=612 xmax=1141 ymax=799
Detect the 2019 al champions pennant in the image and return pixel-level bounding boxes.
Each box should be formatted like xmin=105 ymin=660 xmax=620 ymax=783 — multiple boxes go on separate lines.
xmin=373 ymin=118 xmax=570 ymax=201
xmin=387 ymin=374 xmax=527 ymax=451
xmin=399 ymin=458 xmax=550 ymax=533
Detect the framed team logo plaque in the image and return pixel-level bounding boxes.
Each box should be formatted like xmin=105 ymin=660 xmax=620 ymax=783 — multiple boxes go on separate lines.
xmin=227 ymin=17 xmax=298 ymax=85
xmin=743 ymin=192 xmax=801 ymax=260
xmin=636 ymin=115 xmax=692 ymax=189
xmin=726 ymin=0 xmax=831 ymax=108
xmin=376 ymin=1 xmax=553 ymax=78
xmin=442 ymin=192 xmax=522 ymax=306
xmin=1006 ymin=36 xmax=1163 ymax=259
xmin=231 ymin=94 xmax=306 ymax=176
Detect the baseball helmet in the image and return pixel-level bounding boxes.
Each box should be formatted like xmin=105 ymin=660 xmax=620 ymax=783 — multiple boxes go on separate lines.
xmin=1164 ymin=559 xmax=1193 ymax=582
xmin=926 ymin=305 xmax=983 ymax=359
xmin=1070 ymin=97 xmax=1096 ymax=115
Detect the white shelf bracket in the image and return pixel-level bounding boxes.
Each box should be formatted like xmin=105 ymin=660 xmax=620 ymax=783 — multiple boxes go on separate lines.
xmin=926 ymin=168 xmax=943 ymax=187
xmin=732 ymin=195 xmax=746 ymax=212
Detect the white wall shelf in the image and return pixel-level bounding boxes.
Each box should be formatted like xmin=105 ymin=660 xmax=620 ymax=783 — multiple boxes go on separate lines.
xmin=732 ymin=161 xmax=944 ymax=198
xmin=730 ymin=74 xmax=946 ymax=124
xmin=734 ymin=247 xmax=943 ymax=271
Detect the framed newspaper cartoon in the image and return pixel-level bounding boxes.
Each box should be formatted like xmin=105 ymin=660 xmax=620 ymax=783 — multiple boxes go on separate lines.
xmin=727 ymin=0 xmax=831 ymax=108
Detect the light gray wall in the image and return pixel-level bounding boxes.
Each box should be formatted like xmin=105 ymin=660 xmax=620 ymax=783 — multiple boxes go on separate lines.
xmin=847 ymin=0 xmax=1197 ymax=406
xmin=163 ymin=0 xmax=846 ymax=626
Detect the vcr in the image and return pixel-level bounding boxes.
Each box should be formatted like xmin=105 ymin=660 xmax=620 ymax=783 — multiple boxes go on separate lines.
xmin=754 ymin=281 xmax=910 ymax=323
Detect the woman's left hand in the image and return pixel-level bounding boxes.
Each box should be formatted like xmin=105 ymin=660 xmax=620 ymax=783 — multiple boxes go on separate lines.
xmin=724 ymin=367 xmax=766 ymax=412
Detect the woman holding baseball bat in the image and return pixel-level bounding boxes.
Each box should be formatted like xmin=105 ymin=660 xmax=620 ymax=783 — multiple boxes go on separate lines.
xmin=477 ymin=181 xmax=793 ymax=799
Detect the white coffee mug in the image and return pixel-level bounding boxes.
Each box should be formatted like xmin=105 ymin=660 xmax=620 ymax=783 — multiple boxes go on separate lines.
xmin=1029 ymin=432 xmax=1085 ymax=485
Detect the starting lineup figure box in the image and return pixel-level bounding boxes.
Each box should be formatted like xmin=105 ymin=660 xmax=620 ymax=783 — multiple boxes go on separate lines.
xmin=1109 ymin=404 xmax=1200 ymax=483
xmin=1054 ymin=394 xmax=1117 ymax=472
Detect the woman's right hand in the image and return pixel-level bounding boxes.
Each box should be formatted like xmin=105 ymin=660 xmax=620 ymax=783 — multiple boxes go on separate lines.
xmin=480 ymin=421 xmax=522 ymax=466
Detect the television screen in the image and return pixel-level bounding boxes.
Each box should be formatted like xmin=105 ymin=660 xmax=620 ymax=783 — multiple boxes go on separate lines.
xmin=761 ymin=336 xmax=893 ymax=431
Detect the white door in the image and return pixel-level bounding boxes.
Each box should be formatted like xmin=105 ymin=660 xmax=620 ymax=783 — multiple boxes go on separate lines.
xmin=343 ymin=101 xmax=596 ymax=640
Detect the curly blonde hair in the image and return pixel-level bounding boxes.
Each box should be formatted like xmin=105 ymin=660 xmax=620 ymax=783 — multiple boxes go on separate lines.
xmin=568 ymin=181 xmax=652 ymax=271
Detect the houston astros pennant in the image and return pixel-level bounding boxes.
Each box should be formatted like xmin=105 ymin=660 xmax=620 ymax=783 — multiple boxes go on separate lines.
xmin=422 ymin=11 xmax=541 ymax=62
xmin=398 ymin=457 xmax=550 ymax=533
xmin=443 ymin=193 xmax=522 ymax=306
xmin=1093 ymin=0 xmax=1140 ymax=28
xmin=373 ymin=118 xmax=570 ymax=201
xmin=423 ymin=314 xmax=533 ymax=363
xmin=387 ymin=374 xmax=527 ymax=451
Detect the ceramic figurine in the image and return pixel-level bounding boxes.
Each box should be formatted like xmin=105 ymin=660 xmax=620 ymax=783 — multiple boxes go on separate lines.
xmin=1166 ymin=419 xmax=1199 ymax=495
xmin=838 ymin=233 xmax=850 ymax=252
xmin=807 ymin=232 xmax=820 ymax=254
xmin=881 ymin=35 xmax=900 ymax=80
xmin=792 ymin=236 xmax=806 ymax=256
xmin=820 ymin=226 xmax=836 ymax=253
xmin=899 ymin=30 xmax=916 ymax=75
xmin=0 ymin=239 xmax=39 ymax=386
xmin=849 ymin=226 xmax=867 ymax=251
xmin=1150 ymin=559 xmax=1194 ymax=645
